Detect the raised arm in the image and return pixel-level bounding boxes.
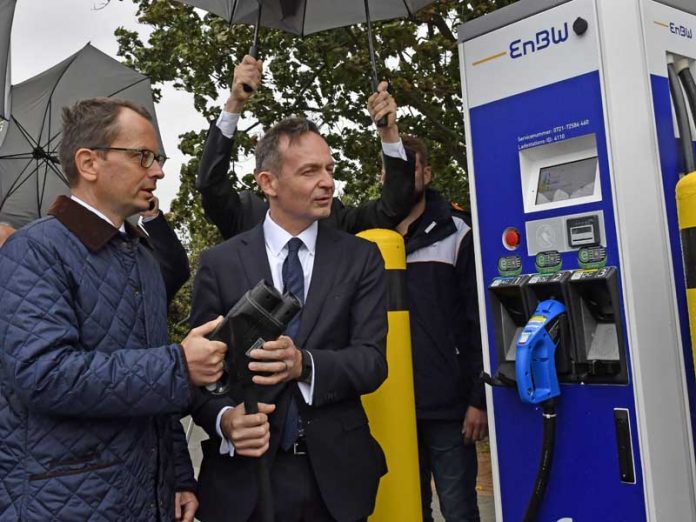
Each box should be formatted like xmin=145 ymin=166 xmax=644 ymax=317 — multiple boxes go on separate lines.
xmin=332 ymin=81 xmax=415 ymax=233
xmin=196 ymin=56 xmax=266 ymax=239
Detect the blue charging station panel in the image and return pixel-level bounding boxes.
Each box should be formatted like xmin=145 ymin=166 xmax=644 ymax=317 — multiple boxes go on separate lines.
xmin=470 ymin=71 xmax=646 ymax=521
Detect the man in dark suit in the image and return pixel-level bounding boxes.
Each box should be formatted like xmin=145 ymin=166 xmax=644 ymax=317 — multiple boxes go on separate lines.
xmin=190 ymin=114 xmax=391 ymax=521
xmin=196 ymin=55 xmax=414 ymax=240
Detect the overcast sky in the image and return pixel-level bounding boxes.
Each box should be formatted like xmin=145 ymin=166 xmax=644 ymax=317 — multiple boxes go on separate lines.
xmin=10 ymin=0 xmax=209 ymax=212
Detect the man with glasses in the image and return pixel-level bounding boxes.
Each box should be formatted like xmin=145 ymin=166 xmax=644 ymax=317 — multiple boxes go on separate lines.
xmin=0 ymin=97 xmax=226 ymax=521
xmin=84 ymin=146 xmax=191 ymax=306
xmin=90 ymin=145 xmax=168 ymax=168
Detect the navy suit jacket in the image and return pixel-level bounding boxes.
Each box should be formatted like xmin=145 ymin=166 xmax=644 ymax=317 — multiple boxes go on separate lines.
xmin=190 ymin=221 xmax=388 ymax=522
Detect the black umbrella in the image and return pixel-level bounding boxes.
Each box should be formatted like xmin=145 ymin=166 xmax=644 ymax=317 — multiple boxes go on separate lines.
xmin=0 ymin=0 xmax=17 ymax=146
xmin=0 ymin=44 xmax=164 ymax=228
xmin=174 ymin=0 xmax=437 ymax=92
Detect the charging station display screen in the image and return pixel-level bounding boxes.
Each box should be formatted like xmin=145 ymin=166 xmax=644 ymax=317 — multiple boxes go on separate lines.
xmin=535 ymin=157 xmax=598 ymax=204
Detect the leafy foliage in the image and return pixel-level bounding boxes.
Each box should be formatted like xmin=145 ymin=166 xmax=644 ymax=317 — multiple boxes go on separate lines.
xmin=112 ymin=0 xmax=517 ymax=335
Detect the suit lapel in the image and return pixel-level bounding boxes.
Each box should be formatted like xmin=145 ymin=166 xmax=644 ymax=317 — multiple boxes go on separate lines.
xmin=237 ymin=224 xmax=273 ymax=290
xmin=295 ymin=224 xmax=342 ymax=347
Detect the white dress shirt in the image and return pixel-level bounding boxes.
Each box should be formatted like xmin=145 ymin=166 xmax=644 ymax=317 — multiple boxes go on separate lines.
xmin=216 ymin=213 xmax=318 ymax=456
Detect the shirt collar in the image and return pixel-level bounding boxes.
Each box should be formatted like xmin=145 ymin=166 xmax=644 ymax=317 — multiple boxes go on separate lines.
xmin=263 ymin=212 xmax=318 ymax=257
xmin=47 ymin=195 xmax=144 ymax=253
xmin=70 ymin=195 xmax=127 ymax=233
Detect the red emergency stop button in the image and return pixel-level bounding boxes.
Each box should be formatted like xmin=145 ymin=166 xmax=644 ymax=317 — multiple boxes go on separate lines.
xmin=503 ymin=227 xmax=521 ymax=250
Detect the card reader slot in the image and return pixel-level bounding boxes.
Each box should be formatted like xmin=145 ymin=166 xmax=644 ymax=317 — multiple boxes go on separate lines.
xmin=614 ymin=409 xmax=636 ymax=484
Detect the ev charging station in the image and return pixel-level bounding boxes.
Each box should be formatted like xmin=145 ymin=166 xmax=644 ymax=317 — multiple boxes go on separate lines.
xmin=458 ymin=0 xmax=696 ymax=520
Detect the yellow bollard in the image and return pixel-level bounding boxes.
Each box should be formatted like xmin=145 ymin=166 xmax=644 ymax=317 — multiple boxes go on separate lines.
xmin=677 ymin=171 xmax=696 ymax=376
xmin=358 ymin=229 xmax=422 ymax=522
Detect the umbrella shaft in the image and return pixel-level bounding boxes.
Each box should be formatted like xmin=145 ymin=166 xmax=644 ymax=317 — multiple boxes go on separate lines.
xmin=243 ymin=1 xmax=263 ymax=92
xmin=364 ymin=0 xmax=380 ymax=89
xmin=251 ymin=1 xmax=263 ymax=58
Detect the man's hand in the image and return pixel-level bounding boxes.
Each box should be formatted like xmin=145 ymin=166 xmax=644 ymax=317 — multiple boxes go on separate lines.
xmin=221 ymin=402 xmax=276 ymax=457
xmin=139 ymin=195 xmax=159 ymax=220
xmin=224 ymin=55 xmax=264 ymax=113
xmin=367 ymin=80 xmax=399 ymax=143
xmin=174 ymin=491 xmax=198 ymax=522
xmin=181 ymin=317 xmax=227 ymax=386
xmin=0 ymin=222 xmax=16 ymax=248
xmin=462 ymin=406 xmax=488 ymax=444
xmin=248 ymin=335 xmax=303 ymax=386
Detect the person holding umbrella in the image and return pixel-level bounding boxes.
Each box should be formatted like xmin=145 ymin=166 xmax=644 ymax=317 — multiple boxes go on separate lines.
xmin=196 ymin=54 xmax=415 ymax=240
xmin=0 ymin=97 xmax=228 ymax=522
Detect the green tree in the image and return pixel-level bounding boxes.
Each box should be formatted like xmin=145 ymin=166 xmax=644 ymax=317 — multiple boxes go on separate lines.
xmin=112 ymin=0 xmax=517 ymax=335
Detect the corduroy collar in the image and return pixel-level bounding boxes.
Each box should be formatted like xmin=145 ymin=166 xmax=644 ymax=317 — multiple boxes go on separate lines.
xmin=48 ymin=195 xmax=145 ymax=253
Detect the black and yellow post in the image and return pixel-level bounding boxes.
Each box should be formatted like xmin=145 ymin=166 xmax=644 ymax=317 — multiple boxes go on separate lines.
xmin=357 ymin=229 xmax=421 ymax=522
xmin=677 ymin=171 xmax=696 ymax=375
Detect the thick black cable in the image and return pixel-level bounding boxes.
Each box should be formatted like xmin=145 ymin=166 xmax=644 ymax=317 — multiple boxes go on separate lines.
xmin=678 ymin=66 xmax=696 ymax=174
xmin=244 ymin=386 xmax=274 ymax=522
xmin=523 ymin=403 xmax=557 ymax=522
xmin=668 ymin=63 xmax=696 ymax=174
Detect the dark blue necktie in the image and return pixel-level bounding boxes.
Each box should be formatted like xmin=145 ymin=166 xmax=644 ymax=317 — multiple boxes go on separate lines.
xmin=281 ymin=237 xmax=304 ymax=450
xmin=282 ymin=238 xmax=304 ymax=338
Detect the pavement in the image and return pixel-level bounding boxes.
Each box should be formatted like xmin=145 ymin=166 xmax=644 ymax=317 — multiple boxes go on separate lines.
xmin=184 ymin=418 xmax=496 ymax=522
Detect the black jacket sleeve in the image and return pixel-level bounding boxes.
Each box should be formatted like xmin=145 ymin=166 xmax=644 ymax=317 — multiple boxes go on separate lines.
xmin=143 ymin=212 xmax=190 ymax=306
xmin=307 ymin=242 xmax=389 ymax=407
xmin=196 ymin=122 xmax=267 ymax=240
xmin=331 ymin=150 xmax=416 ymax=233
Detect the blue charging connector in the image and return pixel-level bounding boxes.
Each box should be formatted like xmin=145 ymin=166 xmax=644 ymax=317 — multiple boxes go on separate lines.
xmin=515 ymin=299 xmax=565 ymax=405
xmin=515 ymin=298 xmax=566 ymax=522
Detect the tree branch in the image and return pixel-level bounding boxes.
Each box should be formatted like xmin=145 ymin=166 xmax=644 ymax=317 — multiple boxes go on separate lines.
xmin=399 ymin=89 xmax=462 ymax=144
xmin=430 ymin=13 xmax=456 ymax=41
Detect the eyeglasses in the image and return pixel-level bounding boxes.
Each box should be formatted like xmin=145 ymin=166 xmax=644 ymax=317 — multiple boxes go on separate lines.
xmin=89 ymin=147 xmax=168 ymax=168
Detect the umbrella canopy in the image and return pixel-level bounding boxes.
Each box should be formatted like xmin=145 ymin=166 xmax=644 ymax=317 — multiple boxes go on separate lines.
xmin=0 ymin=0 xmax=16 ymax=146
xmin=0 ymin=43 xmax=164 ymax=228
xmin=175 ymin=0 xmax=437 ymax=88
xmin=228 ymin=0 xmax=435 ymax=36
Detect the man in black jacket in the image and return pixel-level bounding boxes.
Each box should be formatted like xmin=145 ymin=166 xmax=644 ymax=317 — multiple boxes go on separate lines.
xmin=196 ymin=55 xmax=414 ymax=240
xmin=394 ymin=136 xmax=487 ymax=522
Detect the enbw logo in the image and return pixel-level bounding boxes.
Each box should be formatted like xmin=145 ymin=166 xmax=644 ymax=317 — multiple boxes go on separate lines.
xmin=669 ymin=22 xmax=692 ymax=39
xmin=509 ymin=23 xmax=570 ymax=59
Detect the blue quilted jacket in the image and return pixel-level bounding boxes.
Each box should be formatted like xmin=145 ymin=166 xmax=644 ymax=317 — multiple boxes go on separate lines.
xmin=0 ymin=197 xmax=195 ymax=521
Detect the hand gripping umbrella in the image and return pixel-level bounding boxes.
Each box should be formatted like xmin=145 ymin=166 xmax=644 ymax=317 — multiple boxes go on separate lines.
xmin=0 ymin=0 xmax=17 ymax=146
xmin=173 ymin=0 xmax=436 ymax=93
xmin=0 ymin=43 xmax=164 ymax=227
